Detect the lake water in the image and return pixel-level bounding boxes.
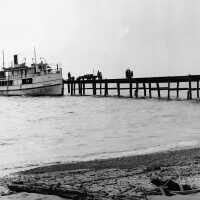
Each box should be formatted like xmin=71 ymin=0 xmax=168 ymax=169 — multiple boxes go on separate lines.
xmin=0 ymin=85 xmax=200 ymax=175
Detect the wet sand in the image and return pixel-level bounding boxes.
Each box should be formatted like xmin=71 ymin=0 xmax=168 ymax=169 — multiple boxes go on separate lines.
xmin=20 ymin=147 xmax=200 ymax=174
xmin=4 ymin=147 xmax=200 ymax=199
xmin=0 ymin=193 xmax=66 ymax=200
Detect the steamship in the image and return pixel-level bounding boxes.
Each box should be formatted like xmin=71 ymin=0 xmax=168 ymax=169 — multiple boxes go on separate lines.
xmin=0 ymin=55 xmax=64 ymax=96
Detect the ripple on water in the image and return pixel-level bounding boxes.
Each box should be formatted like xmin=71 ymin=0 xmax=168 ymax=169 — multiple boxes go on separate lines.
xmin=0 ymin=95 xmax=199 ymax=174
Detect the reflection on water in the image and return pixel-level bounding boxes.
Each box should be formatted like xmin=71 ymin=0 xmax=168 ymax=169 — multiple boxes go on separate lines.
xmin=0 ymin=86 xmax=200 ymax=174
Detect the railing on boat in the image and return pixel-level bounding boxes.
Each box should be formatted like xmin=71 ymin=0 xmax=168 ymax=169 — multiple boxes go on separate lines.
xmin=0 ymin=67 xmax=62 ymax=80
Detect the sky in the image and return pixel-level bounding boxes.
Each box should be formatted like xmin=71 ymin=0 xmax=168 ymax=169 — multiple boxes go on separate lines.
xmin=0 ymin=0 xmax=200 ymax=78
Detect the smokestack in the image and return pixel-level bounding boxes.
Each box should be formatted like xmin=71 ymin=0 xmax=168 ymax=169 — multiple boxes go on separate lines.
xmin=14 ymin=55 xmax=18 ymax=65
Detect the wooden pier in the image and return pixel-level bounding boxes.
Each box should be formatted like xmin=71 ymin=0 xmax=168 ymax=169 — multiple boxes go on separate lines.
xmin=63 ymin=74 xmax=200 ymax=100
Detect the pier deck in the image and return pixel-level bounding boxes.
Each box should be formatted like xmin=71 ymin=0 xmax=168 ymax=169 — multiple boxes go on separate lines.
xmin=64 ymin=74 xmax=200 ymax=100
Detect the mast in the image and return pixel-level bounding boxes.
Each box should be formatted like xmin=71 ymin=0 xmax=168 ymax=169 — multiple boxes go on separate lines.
xmin=34 ymin=47 xmax=37 ymax=64
xmin=2 ymin=50 xmax=4 ymax=69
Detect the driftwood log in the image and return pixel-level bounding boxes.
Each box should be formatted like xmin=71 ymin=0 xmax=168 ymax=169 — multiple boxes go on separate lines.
xmin=7 ymin=182 xmax=149 ymax=200
xmin=7 ymin=183 xmax=96 ymax=200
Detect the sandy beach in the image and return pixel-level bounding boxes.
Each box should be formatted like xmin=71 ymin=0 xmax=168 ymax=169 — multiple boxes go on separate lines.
xmin=1 ymin=147 xmax=200 ymax=199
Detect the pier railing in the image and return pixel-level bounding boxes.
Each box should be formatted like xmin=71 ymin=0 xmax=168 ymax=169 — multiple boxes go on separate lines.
xmin=63 ymin=74 xmax=200 ymax=100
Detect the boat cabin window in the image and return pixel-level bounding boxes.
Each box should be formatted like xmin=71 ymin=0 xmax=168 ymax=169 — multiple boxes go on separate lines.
xmin=0 ymin=71 xmax=5 ymax=78
xmin=0 ymin=80 xmax=13 ymax=86
xmin=22 ymin=78 xmax=33 ymax=84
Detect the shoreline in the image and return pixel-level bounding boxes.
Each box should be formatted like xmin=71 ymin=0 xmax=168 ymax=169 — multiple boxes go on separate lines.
xmin=3 ymin=147 xmax=200 ymax=199
xmin=20 ymin=146 xmax=200 ymax=174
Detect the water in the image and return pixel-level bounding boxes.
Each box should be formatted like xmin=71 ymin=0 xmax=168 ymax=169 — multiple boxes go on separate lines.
xmin=0 ymin=87 xmax=200 ymax=175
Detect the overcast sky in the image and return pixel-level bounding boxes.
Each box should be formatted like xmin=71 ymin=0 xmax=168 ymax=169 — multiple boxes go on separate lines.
xmin=0 ymin=0 xmax=200 ymax=78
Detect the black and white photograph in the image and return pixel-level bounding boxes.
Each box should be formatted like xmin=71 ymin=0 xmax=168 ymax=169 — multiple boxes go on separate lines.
xmin=0 ymin=0 xmax=200 ymax=199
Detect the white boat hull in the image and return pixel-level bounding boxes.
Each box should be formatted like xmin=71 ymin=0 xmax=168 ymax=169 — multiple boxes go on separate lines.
xmin=0 ymin=83 xmax=64 ymax=96
xmin=0 ymin=72 xmax=64 ymax=96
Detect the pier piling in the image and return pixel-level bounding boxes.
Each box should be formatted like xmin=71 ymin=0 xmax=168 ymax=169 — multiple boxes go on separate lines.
xmin=68 ymin=83 xmax=70 ymax=94
xmin=83 ymin=82 xmax=85 ymax=95
xmin=156 ymin=83 xmax=161 ymax=98
xmin=78 ymin=81 xmax=81 ymax=95
xmin=176 ymin=82 xmax=179 ymax=99
xmin=80 ymin=81 xmax=82 ymax=96
xmin=143 ymin=83 xmax=146 ymax=97
xmin=73 ymin=83 xmax=76 ymax=95
xmin=129 ymin=82 xmax=133 ymax=98
xmin=100 ymin=83 xmax=102 ymax=95
xmin=135 ymin=83 xmax=138 ymax=98
xmin=70 ymin=82 xmax=73 ymax=96
xmin=117 ymin=83 xmax=120 ymax=97
xmin=104 ymin=81 xmax=108 ymax=96
xmin=168 ymin=82 xmax=170 ymax=100
xmin=93 ymin=79 xmax=96 ymax=95
xmin=149 ymin=83 xmax=152 ymax=98
xmin=188 ymin=80 xmax=192 ymax=100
